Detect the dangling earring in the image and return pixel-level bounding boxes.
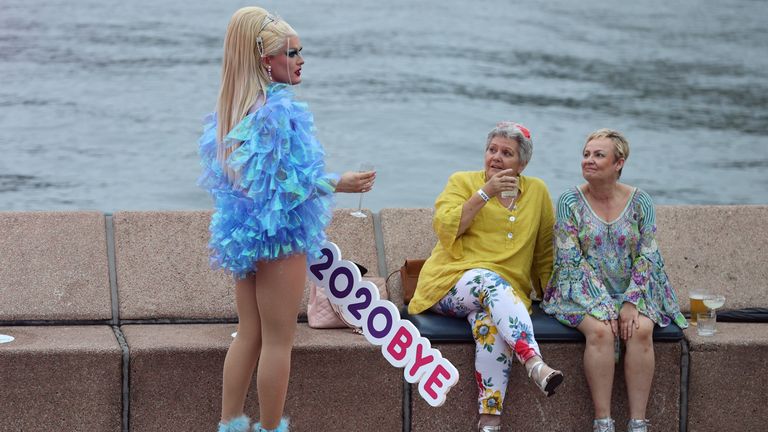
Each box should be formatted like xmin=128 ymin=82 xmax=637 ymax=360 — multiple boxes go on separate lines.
xmin=267 ymin=65 xmax=273 ymax=81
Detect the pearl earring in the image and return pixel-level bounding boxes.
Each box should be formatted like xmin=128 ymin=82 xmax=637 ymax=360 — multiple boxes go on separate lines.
xmin=267 ymin=65 xmax=272 ymax=81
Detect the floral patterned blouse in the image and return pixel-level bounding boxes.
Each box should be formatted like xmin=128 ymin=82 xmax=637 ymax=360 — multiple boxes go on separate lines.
xmin=541 ymin=186 xmax=688 ymax=329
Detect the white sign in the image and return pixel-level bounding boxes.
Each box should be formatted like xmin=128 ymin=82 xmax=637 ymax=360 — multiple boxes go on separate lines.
xmin=308 ymin=241 xmax=459 ymax=407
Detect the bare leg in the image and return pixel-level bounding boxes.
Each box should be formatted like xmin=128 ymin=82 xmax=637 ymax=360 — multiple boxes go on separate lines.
xmin=221 ymin=275 xmax=262 ymax=421
xmin=578 ymin=315 xmax=616 ymax=419
xmin=624 ymin=315 xmax=655 ymax=420
xmin=254 ymin=254 xmax=307 ymax=429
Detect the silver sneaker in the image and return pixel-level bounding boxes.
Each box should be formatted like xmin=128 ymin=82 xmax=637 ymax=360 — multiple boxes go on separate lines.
xmin=593 ymin=417 xmax=615 ymax=432
xmin=627 ymin=419 xmax=649 ymax=432
xmin=477 ymin=421 xmax=501 ymax=432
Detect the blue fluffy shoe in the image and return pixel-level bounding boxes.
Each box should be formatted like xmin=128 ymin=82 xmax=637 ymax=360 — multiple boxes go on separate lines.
xmin=218 ymin=415 xmax=250 ymax=432
xmin=252 ymin=418 xmax=289 ymax=432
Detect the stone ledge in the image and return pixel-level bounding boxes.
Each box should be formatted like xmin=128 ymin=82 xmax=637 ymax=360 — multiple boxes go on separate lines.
xmin=685 ymin=323 xmax=768 ymax=432
xmin=122 ymin=323 xmax=403 ymax=432
xmin=409 ymin=342 xmax=682 ymax=431
xmin=0 ymin=211 xmax=111 ymax=321
xmin=0 ymin=325 xmax=122 ymax=431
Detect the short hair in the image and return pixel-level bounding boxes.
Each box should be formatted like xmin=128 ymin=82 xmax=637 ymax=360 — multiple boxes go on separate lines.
xmin=585 ymin=128 xmax=630 ymax=177
xmin=486 ymin=122 xmax=533 ymax=164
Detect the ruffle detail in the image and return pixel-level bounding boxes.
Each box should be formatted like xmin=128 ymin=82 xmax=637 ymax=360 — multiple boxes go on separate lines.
xmin=198 ymin=83 xmax=337 ymax=278
xmin=541 ymin=260 xmax=619 ymax=328
xmin=623 ymin=256 xmax=689 ymax=328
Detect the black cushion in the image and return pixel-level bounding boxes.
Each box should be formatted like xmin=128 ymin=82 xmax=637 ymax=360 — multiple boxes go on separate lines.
xmin=400 ymin=302 xmax=684 ymax=343
xmin=716 ymin=308 xmax=768 ymax=323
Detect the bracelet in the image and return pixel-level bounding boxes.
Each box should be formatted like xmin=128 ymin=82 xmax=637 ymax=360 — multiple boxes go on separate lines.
xmin=477 ymin=188 xmax=490 ymax=202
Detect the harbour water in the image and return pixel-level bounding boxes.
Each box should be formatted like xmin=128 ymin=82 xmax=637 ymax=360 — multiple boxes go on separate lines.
xmin=1 ymin=0 xmax=767 ymax=212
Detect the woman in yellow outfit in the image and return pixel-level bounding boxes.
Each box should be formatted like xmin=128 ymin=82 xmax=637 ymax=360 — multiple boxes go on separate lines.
xmin=408 ymin=121 xmax=564 ymax=432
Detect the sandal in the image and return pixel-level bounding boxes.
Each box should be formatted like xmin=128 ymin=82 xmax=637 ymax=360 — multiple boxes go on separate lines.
xmin=526 ymin=358 xmax=564 ymax=397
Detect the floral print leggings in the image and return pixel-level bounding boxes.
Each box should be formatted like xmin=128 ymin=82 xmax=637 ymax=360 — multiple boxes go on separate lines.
xmin=431 ymin=269 xmax=541 ymax=415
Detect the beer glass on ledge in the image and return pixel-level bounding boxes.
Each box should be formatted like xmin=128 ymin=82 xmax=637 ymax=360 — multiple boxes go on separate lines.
xmin=689 ymin=289 xmax=708 ymax=325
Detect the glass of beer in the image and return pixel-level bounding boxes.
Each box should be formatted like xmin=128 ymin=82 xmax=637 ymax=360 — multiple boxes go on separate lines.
xmin=689 ymin=289 xmax=709 ymax=325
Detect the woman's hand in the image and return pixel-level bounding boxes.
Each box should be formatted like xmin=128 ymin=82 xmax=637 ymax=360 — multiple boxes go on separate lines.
xmin=336 ymin=170 xmax=376 ymax=193
xmin=483 ymin=169 xmax=518 ymax=198
xmin=619 ymin=302 xmax=640 ymax=340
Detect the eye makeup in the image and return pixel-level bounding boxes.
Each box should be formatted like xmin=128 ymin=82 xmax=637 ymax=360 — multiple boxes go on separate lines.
xmin=286 ymin=47 xmax=302 ymax=58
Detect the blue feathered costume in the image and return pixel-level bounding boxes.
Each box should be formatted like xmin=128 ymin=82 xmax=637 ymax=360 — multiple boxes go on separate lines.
xmin=198 ymin=83 xmax=339 ymax=278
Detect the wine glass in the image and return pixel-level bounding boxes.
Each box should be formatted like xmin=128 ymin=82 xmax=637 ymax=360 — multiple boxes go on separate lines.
xmin=0 ymin=333 xmax=14 ymax=344
xmin=350 ymin=163 xmax=374 ymax=218
xmin=703 ymin=294 xmax=726 ymax=311
xmin=701 ymin=294 xmax=726 ymax=334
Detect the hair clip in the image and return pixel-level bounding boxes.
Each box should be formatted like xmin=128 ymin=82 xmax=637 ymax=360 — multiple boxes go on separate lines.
xmin=256 ymin=14 xmax=280 ymax=57
xmin=496 ymin=121 xmax=531 ymax=139
xmin=516 ymin=124 xmax=531 ymax=139
xmin=256 ymin=36 xmax=265 ymax=57
xmin=259 ymin=14 xmax=277 ymax=33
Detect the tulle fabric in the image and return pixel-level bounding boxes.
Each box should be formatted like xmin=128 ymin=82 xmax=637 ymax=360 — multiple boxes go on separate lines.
xmin=198 ymin=83 xmax=338 ymax=278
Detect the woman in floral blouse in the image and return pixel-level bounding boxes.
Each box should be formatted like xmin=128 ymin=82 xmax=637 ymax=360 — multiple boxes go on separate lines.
xmin=541 ymin=129 xmax=687 ymax=432
xmin=409 ymin=122 xmax=564 ymax=432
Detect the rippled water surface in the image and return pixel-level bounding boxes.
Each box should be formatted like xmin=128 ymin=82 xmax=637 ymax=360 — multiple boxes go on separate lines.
xmin=1 ymin=0 xmax=767 ymax=211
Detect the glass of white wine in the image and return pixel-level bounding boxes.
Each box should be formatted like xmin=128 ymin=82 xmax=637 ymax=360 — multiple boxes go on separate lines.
xmin=702 ymin=294 xmax=726 ymax=333
xmin=350 ymin=163 xmax=374 ymax=218
xmin=703 ymin=294 xmax=726 ymax=311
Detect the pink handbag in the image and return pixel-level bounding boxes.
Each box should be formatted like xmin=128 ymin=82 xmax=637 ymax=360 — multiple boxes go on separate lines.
xmin=308 ymin=276 xmax=387 ymax=329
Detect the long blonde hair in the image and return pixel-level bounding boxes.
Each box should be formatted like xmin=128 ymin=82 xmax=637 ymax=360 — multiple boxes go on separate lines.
xmin=216 ymin=7 xmax=297 ymax=178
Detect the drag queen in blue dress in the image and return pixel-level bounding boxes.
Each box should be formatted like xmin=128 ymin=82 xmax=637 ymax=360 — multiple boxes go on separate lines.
xmin=198 ymin=7 xmax=375 ymax=432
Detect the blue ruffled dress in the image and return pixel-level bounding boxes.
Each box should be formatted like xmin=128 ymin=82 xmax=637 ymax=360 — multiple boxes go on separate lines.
xmin=197 ymin=83 xmax=339 ymax=278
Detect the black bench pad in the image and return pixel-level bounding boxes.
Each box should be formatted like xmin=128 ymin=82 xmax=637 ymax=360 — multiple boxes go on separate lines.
xmin=400 ymin=302 xmax=684 ymax=343
xmin=716 ymin=308 xmax=768 ymax=323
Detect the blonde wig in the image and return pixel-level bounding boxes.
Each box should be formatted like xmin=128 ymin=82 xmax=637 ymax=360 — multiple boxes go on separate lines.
xmin=216 ymin=7 xmax=297 ymax=178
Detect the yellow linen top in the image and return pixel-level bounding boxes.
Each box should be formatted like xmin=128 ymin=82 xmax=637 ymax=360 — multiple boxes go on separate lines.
xmin=408 ymin=170 xmax=555 ymax=315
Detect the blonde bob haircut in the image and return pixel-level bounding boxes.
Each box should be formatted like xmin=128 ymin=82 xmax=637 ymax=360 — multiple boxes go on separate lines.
xmin=585 ymin=128 xmax=630 ymax=178
xmin=216 ymin=7 xmax=297 ymax=175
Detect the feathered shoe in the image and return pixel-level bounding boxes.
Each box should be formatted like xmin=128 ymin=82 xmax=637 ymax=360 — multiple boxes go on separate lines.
xmin=218 ymin=415 xmax=250 ymax=432
xmin=253 ymin=418 xmax=289 ymax=432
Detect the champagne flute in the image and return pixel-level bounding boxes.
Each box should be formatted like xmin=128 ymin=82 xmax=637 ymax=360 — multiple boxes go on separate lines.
xmin=350 ymin=163 xmax=374 ymax=218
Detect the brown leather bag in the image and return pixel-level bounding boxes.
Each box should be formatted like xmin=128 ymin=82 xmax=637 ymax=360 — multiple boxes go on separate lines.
xmin=400 ymin=259 xmax=426 ymax=304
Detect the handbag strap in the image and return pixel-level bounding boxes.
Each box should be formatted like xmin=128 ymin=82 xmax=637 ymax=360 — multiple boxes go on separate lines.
xmin=385 ymin=268 xmax=400 ymax=286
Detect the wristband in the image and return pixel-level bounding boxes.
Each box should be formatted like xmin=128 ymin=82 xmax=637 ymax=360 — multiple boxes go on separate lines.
xmin=477 ymin=188 xmax=490 ymax=202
